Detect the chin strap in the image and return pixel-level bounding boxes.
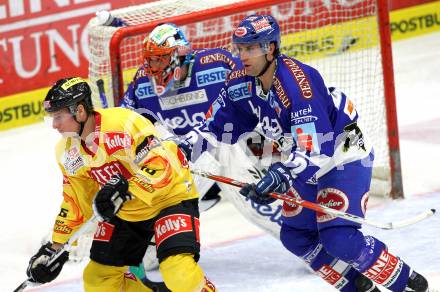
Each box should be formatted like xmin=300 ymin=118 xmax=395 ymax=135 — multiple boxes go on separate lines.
xmin=77 ymin=120 xmax=85 ymax=137
xmin=256 ymin=54 xmax=274 ymax=77
xmin=68 ymin=104 xmax=87 ymax=137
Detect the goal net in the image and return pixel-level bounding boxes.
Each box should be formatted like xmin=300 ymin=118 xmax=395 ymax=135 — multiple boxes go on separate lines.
xmin=87 ymin=0 xmax=402 ymax=199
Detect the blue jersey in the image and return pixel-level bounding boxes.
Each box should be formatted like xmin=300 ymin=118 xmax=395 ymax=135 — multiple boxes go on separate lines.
xmin=198 ymin=54 xmax=372 ymax=184
xmin=121 ymin=48 xmax=241 ymax=136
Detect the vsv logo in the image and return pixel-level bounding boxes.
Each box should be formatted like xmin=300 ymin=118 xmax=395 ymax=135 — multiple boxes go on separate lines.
xmin=135 ymin=82 xmax=155 ymax=99
xmin=195 ymin=67 xmax=227 ymax=86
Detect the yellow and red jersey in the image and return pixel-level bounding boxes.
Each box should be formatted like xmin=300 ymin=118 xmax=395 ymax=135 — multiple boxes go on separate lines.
xmin=52 ymin=107 xmax=198 ymax=244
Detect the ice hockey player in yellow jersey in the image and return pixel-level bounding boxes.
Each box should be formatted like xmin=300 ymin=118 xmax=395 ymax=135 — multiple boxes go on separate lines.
xmin=24 ymin=77 xmax=217 ymax=292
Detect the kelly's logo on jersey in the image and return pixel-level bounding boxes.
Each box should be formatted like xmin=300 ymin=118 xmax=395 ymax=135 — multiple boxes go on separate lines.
xmin=135 ymin=82 xmax=155 ymax=99
xmin=104 ymin=132 xmax=133 ymax=155
xmin=228 ymin=81 xmax=252 ymax=101
xmin=154 ymin=214 xmax=199 ymax=248
xmin=195 ymin=67 xmax=228 ymax=87
xmin=89 ymin=162 xmax=131 ymax=186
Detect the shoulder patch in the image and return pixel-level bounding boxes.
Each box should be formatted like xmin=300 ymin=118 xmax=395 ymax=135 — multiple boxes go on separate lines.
xmin=134 ymin=135 xmax=161 ymax=163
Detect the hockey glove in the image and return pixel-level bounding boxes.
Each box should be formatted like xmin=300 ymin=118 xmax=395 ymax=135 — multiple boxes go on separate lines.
xmin=239 ymin=162 xmax=295 ymax=205
xmin=26 ymin=242 xmax=69 ymax=284
xmin=93 ymin=174 xmax=131 ymax=221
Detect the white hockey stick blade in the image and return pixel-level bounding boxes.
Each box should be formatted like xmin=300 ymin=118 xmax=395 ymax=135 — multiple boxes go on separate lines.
xmin=373 ymin=208 xmax=436 ymax=230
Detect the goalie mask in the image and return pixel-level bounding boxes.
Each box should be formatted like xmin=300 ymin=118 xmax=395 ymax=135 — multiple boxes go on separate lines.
xmin=142 ymin=23 xmax=191 ymax=96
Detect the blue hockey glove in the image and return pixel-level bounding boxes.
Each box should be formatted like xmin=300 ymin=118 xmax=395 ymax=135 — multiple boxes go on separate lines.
xmin=239 ymin=162 xmax=295 ymax=205
xmin=239 ymin=183 xmax=276 ymax=205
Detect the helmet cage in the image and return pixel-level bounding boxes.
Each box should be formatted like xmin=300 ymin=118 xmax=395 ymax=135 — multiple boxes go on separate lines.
xmin=143 ymin=40 xmax=179 ymax=79
xmin=141 ymin=23 xmax=191 ymax=92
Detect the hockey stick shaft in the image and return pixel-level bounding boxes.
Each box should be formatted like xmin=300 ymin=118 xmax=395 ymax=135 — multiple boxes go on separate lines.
xmin=96 ymin=79 xmax=108 ymax=108
xmin=14 ymin=216 xmax=98 ymax=292
xmin=190 ymin=169 xmax=435 ymax=230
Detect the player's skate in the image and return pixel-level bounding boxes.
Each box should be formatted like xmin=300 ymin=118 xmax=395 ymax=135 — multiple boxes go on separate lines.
xmin=404 ymin=270 xmax=429 ymax=292
xmin=355 ymin=274 xmax=381 ymax=292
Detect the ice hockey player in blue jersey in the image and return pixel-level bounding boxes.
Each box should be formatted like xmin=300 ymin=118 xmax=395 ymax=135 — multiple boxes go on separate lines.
xmin=121 ymin=23 xmax=242 ymax=213
xmin=180 ymin=15 xmax=430 ymax=292
xmin=120 ymin=23 xmax=288 ymax=277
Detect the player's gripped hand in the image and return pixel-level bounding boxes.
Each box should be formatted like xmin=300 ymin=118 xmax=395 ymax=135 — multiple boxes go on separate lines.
xmin=26 ymin=242 xmax=69 ymax=284
xmin=239 ymin=183 xmax=276 ymax=205
xmin=93 ymin=174 xmax=131 ymax=222
xmin=240 ymin=162 xmax=295 ymax=204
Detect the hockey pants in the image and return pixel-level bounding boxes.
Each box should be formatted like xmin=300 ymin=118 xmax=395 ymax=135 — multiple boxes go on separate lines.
xmin=83 ymin=254 xmax=216 ymax=292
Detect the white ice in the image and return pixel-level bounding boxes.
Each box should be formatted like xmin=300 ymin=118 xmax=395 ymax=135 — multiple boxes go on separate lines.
xmin=1 ymin=31 xmax=440 ymax=292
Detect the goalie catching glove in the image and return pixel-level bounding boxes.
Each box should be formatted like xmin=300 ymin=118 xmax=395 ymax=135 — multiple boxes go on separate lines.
xmin=93 ymin=174 xmax=132 ymax=222
xmin=26 ymin=242 xmax=69 ymax=284
xmin=239 ymin=162 xmax=295 ymax=205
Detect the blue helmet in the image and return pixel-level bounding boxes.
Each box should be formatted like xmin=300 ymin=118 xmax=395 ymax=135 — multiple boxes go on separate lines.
xmin=232 ymin=15 xmax=280 ymax=50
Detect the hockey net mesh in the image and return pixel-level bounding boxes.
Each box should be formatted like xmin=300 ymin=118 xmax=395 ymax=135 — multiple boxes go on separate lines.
xmin=87 ymin=0 xmax=391 ymax=197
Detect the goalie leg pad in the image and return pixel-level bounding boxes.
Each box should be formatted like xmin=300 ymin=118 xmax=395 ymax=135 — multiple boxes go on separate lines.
xmin=154 ymin=199 xmax=201 ymax=263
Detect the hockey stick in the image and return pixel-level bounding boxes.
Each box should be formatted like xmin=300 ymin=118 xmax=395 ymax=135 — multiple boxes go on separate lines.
xmin=190 ymin=169 xmax=436 ymax=230
xmin=13 ymin=216 xmax=99 ymax=292
xmin=96 ymin=79 xmax=108 ymax=108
